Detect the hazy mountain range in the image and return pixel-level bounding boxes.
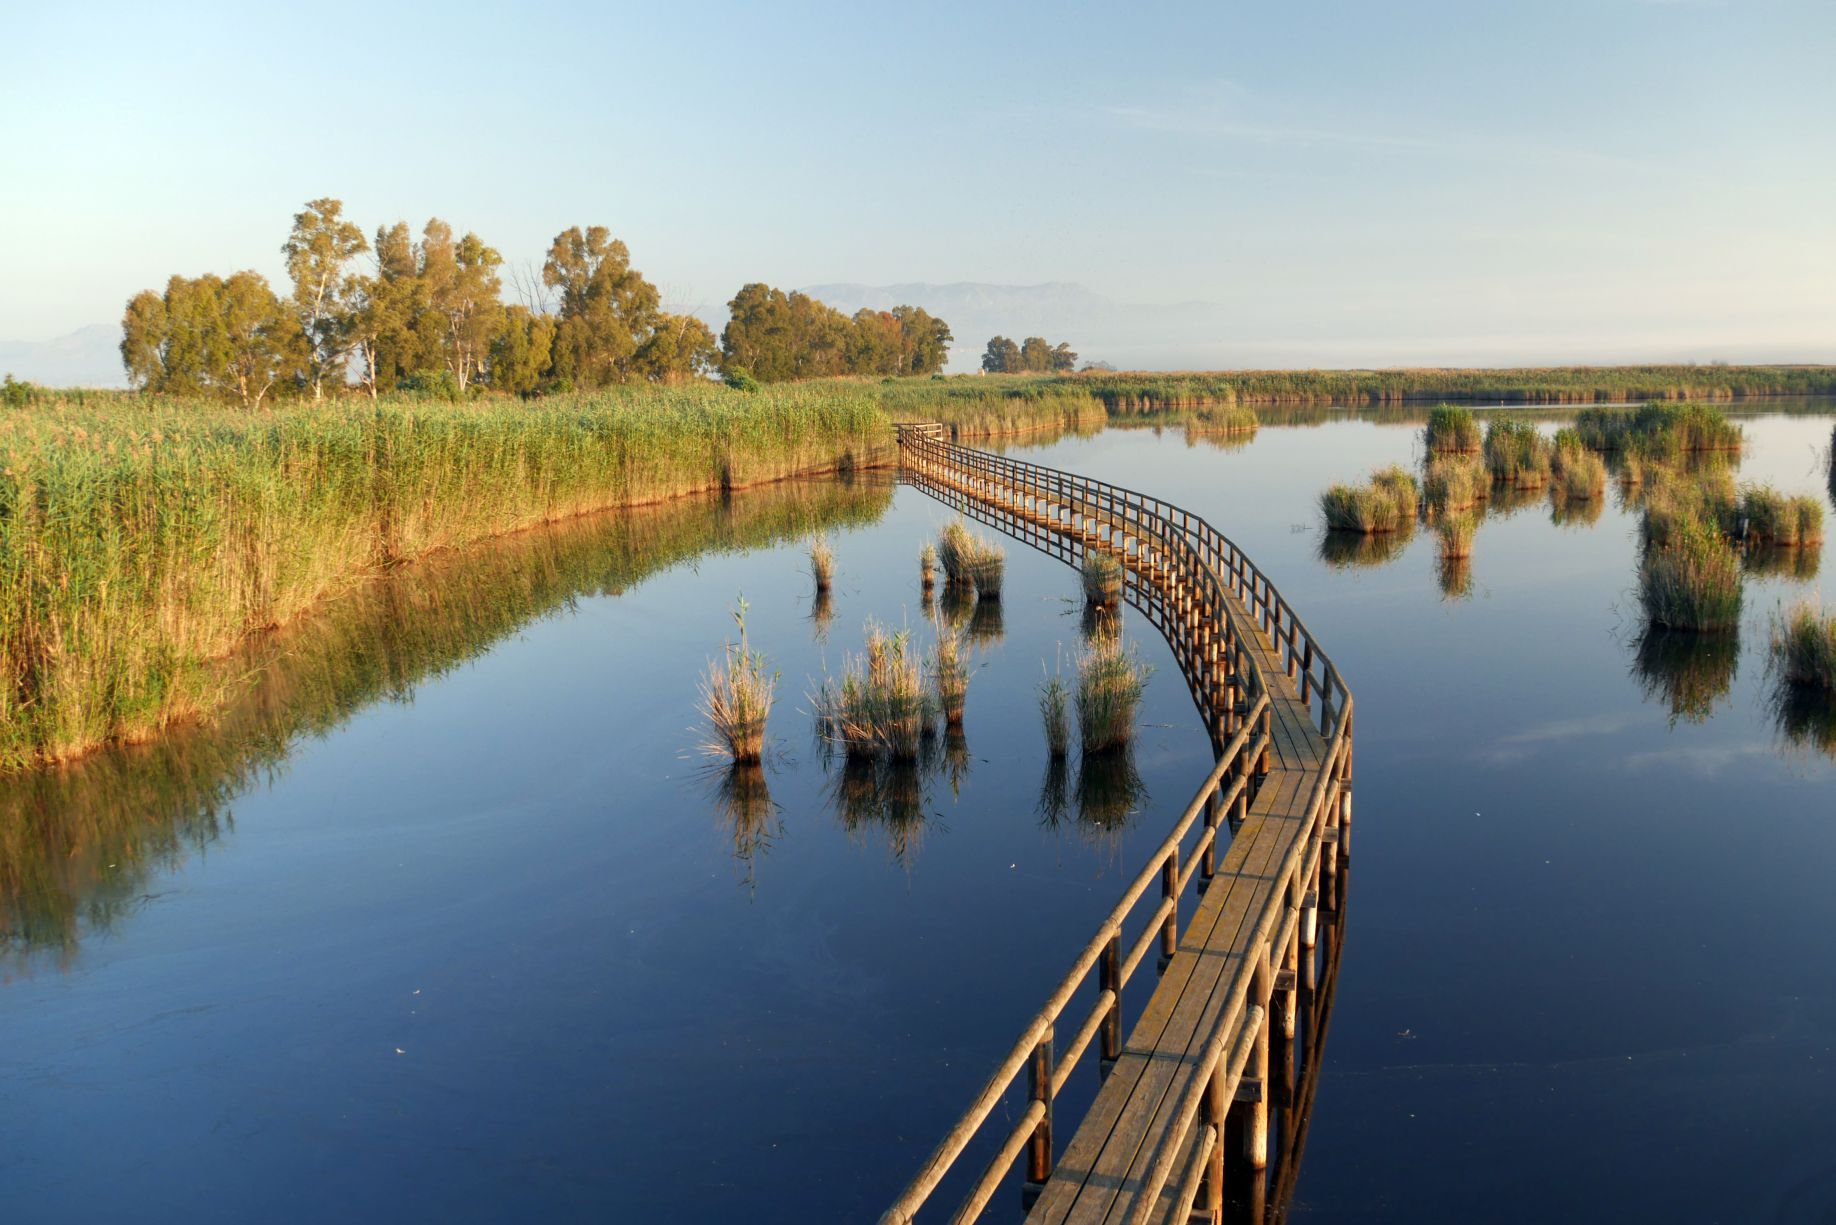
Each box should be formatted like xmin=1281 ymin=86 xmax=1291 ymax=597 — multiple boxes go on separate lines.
xmin=0 ymin=324 xmax=127 ymax=388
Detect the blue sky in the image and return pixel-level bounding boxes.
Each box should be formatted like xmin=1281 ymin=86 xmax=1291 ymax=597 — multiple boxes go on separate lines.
xmin=3 ymin=0 xmax=1832 ymax=366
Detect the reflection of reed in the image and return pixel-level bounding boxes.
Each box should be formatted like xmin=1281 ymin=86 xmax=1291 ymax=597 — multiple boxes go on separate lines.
xmin=940 ymin=726 xmax=971 ymax=798
xmin=831 ymin=758 xmax=929 ymax=866
xmin=1035 ymin=756 xmax=1070 ymax=828
xmin=1484 ymin=483 xmax=1543 ymax=520
xmin=1180 ymin=421 xmax=1257 ymax=453
xmin=1631 ymin=627 xmax=1738 ymax=725
xmin=1435 ymin=554 xmax=1474 ymax=601
xmin=1742 ymin=543 xmax=1821 ymax=582
xmin=1076 ymin=748 xmax=1148 ymax=832
xmin=1548 ymin=489 xmax=1604 ymax=528
xmin=0 ymin=473 xmax=896 ymax=972
xmin=809 ymin=587 xmax=835 ymax=642
xmin=1771 ymin=682 xmax=1836 ymax=759
xmin=1317 ymin=526 xmax=1413 ymax=569
xmin=938 ymin=581 xmax=974 ymax=636
xmin=964 ymin=597 xmax=1005 ymax=646
xmin=1082 ymin=602 xmax=1122 ymax=641
xmin=713 ymin=764 xmax=780 ymax=893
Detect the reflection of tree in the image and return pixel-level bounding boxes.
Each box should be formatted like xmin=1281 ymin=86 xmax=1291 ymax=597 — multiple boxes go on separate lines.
xmin=1631 ymin=627 xmax=1739 ymax=726
xmin=1082 ymin=602 xmax=1122 ymax=642
xmin=1771 ymin=682 xmax=1836 ymax=760
xmin=0 ymin=473 xmax=894 ymax=974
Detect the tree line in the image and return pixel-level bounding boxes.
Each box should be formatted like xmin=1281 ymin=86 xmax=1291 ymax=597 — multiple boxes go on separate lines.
xmin=981 ymin=336 xmax=1077 ymax=374
xmin=119 ymin=198 xmax=953 ymax=407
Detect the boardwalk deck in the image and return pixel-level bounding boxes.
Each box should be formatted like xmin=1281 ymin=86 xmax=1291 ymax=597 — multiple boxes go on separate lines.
xmin=881 ymin=426 xmax=1353 ymax=1225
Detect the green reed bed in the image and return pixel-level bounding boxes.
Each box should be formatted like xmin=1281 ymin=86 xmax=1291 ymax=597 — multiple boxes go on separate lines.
xmin=1736 ymin=485 xmax=1824 ymax=547
xmin=1553 ymin=444 xmax=1608 ymax=503
xmin=1321 ymin=465 xmax=1419 ymax=534
xmin=1484 ymin=418 xmax=1553 ymax=487
xmin=1770 ymin=602 xmax=1836 ymax=692
xmin=1423 ymin=453 xmax=1489 ymax=515
xmin=1640 ymin=466 xmax=1738 ymax=547
xmin=1640 ymin=519 xmax=1743 ymax=632
xmin=818 ymin=623 xmax=931 ymax=762
xmin=1424 ymin=404 xmax=1480 ymax=454
xmin=1077 ymin=635 xmax=1151 ymax=753
xmin=936 ymin=519 xmax=1004 ymax=600
xmin=930 ymin=630 xmax=970 ymax=726
xmin=1038 ymin=673 xmax=1071 ymax=759
xmin=1573 ymin=402 xmax=1744 ymax=455
xmin=1081 ymin=550 xmax=1125 ymax=606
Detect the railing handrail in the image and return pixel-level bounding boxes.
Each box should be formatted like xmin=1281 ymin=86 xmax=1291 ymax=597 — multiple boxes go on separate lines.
xmin=883 ymin=424 xmax=1353 ymax=1225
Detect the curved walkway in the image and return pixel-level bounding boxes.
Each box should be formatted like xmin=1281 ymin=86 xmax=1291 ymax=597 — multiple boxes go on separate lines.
xmin=881 ymin=425 xmax=1356 ymax=1225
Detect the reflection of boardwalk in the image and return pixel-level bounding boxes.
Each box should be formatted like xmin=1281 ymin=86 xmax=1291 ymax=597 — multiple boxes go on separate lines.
xmin=882 ymin=426 xmax=1355 ymax=1225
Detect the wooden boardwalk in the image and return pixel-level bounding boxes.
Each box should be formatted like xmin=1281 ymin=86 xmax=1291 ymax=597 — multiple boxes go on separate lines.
xmin=881 ymin=425 xmax=1354 ymax=1225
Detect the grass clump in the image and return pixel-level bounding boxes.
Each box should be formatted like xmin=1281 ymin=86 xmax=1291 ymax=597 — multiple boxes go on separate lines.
xmin=1038 ymin=673 xmax=1071 ymax=758
xmin=1081 ymin=550 xmax=1124 ymax=606
xmin=1423 ymin=453 xmax=1489 ymax=515
xmin=699 ymin=599 xmax=776 ymax=764
xmin=1575 ymin=402 xmax=1743 ymax=455
xmin=1639 ymin=520 xmax=1742 ymax=633
xmin=1736 ymin=485 xmax=1824 ymax=547
xmin=931 ymin=630 xmax=970 ymax=726
xmin=1770 ymin=601 xmax=1836 ymax=692
xmin=964 ymin=536 xmax=1006 ymax=601
xmin=1424 ymin=404 xmax=1480 ymax=454
xmin=820 ymin=622 xmax=930 ymax=761
xmin=1553 ymin=446 xmax=1608 ymax=503
xmin=937 ymin=518 xmax=1004 ymax=598
xmin=1640 ymin=467 xmax=1737 ymax=547
xmin=1077 ymin=636 xmax=1151 ymax=753
xmin=1436 ymin=514 xmax=1476 ymax=560
xmin=1484 ymin=419 xmax=1553 ymax=487
xmin=1321 ymin=465 xmax=1419 ymax=534
xmin=919 ymin=543 xmax=937 ymax=589
xmin=938 ymin=520 xmax=975 ymax=586
xmin=809 ymin=533 xmax=834 ymax=591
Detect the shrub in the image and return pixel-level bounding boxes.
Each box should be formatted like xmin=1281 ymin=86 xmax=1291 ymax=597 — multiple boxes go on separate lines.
xmin=723 ymin=367 xmax=761 ymax=392
xmin=1640 ymin=520 xmax=1742 ymax=632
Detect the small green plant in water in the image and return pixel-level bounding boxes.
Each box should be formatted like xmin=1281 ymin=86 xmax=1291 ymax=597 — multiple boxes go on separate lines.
xmin=1770 ymin=601 xmax=1836 ymax=692
xmin=919 ymin=543 xmax=937 ymax=589
xmin=931 ymin=629 xmax=970 ymax=726
xmin=1081 ymin=550 xmax=1124 ymax=606
xmin=1038 ymin=672 xmax=1071 ymax=759
xmin=1640 ymin=520 xmax=1742 ymax=633
xmin=1320 ymin=465 xmax=1418 ymax=534
xmin=1424 ymin=404 xmax=1480 ymax=454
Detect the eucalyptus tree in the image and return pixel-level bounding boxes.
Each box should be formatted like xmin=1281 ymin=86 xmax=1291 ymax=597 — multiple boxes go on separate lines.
xmin=281 ymin=198 xmax=368 ymax=401
xmin=419 ymin=219 xmax=504 ymax=390
xmin=543 ymin=225 xmax=662 ymax=386
xmin=120 ymin=272 xmax=301 ymax=407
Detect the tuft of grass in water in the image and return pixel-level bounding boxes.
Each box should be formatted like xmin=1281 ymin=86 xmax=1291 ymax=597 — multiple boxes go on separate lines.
xmin=1640 ymin=466 xmax=1737 ymax=547
xmin=1081 ymin=550 xmax=1124 ymax=606
xmin=1077 ymin=635 xmax=1151 ymax=753
xmin=1640 ymin=519 xmax=1742 ymax=633
xmin=1423 ymin=453 xmax=1488 ymax=516
xmin=931 ymin=629 xmax=970 ymax=726
xmin=699 ymin=598 xmax=776 ymax=764
xmin=1633 ymin=627 xmax=1738 ymax=726
xmin=964 ymin=536 xmax=1006 ymax=601
xmin=938 ymin=519 xmax=974 ymax=587
xmin=1770 ymin=601 xmax=1836 ymax=691
xmin=1574 ymin=401 xmax=1743 ymax=455
xmin=1553 ymin=446 xmax=1608 ymax=503
xmin=1321 ymin=465 xmax=1418 ymax=534
xmin=1436 ymin=513 xmax=1476 ymax=559
xmin=919 ymin=542 xmax=937 ymax=589
xmin=819 ymin=621 xmax=932 ymax=762
xmin=1038 ymin=672 xmax=1071 ymax=758
xmin=1424 ymin=404 xmax=1480 ymax=454
xmin=809 ymin=533 xmax=834 ymax=591
xmin=1484 ymin=418 xmax=1553 ymax=488
xmin=1736 ymin=485 xmax=1824 ymax=547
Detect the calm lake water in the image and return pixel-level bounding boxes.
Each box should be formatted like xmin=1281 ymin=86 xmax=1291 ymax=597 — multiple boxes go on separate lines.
xmin=4 ymin=404 xmax=1834 ymax=1223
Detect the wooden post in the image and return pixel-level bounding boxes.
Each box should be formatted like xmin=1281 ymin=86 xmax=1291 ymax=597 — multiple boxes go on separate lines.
xmin=1099 ymin=930 xmax=1122 ymax=1071
xmin=1200 ymin=1061 xmax=1226 ymax=1223
xmin=1159 ymin=848 xmax=1179 ymax=972
xmin=1199 ymin=789 xmax=1219 ymax=890
xmin=1244 ymin=956 xmax=1271 ymax=1169
xmin=1024 ymin=1024 xmax=1054 ymax=1204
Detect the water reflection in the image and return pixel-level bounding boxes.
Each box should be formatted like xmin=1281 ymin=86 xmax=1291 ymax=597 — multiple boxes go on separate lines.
xmin=830 ymin=758 xmax=930 ymax=866
xmin=1075 ymin=748 xmax=1149 ymax=833
xmin=1548 ymin=490 xmax=1604 ymax=529
xmin=1742 ymin=543 xmax=1821 ymax=582
xmin=1435 ymin=554 xmax=1474 ymax=601
xmin=809 ymin=586 xmax=836 ymax=641
xmin=1771 ymin=682 xmax=1836 ymax=759
xmin=1 ymin=474 xmax=895 ymax=972
xmin=1318 ymin=528 xmax=1413 ymax=570
xmin=712 ymin=764 xmax=780 ymax=894
xmin=1630 ymin=628 xmax=1739 ymax=726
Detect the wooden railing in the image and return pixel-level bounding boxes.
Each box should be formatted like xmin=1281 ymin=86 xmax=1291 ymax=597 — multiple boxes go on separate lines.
xmin=881 ymin=424 xmax=1354 ymax=1225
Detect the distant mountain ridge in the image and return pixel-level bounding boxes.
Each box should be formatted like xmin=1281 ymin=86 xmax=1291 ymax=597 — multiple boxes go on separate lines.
xmin=0 ymin=324 xmax=127 ymax=388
